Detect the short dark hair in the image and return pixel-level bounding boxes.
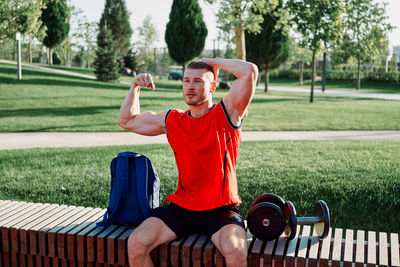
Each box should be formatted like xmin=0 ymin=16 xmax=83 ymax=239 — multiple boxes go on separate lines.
xmin=186 ymin=61 xmax=214 ymax=79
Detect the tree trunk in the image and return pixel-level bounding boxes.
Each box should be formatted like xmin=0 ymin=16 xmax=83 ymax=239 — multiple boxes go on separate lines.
xmin=264 ymin=68 xmax=269 ymax=93
xmin=182 ymin=62 xmax=185 ymax=81
xmin=310 ymin=50 xmax=316 ymax=103
xmin=356 ymin=59 xmax=361 ymax=90
xmin=48 ymin=47 xmax=53 ymax=65
xmin=28 ymin=41 xmax=32 ymax=63
xmin=234 ymin=27 xmax=246 ymax=60
xmin=299 ymin=60 xmax=303 ymax=86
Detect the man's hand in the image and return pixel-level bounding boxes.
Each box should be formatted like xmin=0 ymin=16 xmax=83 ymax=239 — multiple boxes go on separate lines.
xmin=198 ymin=58 xmax=219 ymax=82
xmin=133 ymin=73 xmax=155 ymax=91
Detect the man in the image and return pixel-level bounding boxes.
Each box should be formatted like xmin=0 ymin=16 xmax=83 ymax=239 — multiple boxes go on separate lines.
xmin=118 ymin=57 xmax=258 ymax=267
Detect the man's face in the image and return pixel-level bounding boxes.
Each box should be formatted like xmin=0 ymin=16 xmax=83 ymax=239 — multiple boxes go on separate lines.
xmin=182 ymin=68 xmax=215 ymax=106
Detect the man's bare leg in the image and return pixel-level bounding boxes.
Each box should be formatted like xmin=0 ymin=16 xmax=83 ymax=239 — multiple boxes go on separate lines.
xmin=127 ymin=217 xmax=177 ymax=267
xmin=211 ymin=224 xmax=248 ymax=267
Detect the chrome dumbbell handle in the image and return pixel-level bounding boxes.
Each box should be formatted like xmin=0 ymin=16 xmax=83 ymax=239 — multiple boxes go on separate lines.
xmin=297 ymin=216 xmax=324 ymax=224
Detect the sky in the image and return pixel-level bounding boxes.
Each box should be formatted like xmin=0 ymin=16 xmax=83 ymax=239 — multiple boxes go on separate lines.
xmin=70 ymin=0 xmax=400 ymax=53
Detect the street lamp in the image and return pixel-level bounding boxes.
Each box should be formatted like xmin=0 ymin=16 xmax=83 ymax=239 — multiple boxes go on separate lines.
xmin=16 ymin=32 xmax=22 ymax=80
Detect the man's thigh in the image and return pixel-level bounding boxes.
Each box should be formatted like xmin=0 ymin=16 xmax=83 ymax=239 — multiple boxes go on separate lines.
xmin=129 ymin=216 xmax=178 ymax=250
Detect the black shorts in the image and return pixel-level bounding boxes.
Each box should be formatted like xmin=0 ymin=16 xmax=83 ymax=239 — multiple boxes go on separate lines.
xmin=150 ymin=203 xmax=246 ymax=239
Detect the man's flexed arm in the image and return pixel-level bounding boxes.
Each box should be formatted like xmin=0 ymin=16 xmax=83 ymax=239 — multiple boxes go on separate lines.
xmin=200 ymin=58 xmax=258 ymax=126
xmin=118 ymin=73 xmax=168 ymax=136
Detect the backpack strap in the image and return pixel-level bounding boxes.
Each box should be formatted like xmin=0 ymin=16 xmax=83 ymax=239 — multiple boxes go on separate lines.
xmin=135 ymin=156 xmax=151 ymax=217
xmin=97 ymin=153 xmax=135 ymax=227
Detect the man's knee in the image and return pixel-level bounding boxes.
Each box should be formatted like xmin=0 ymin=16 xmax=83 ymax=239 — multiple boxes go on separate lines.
xmin=220 ymin=240 xmax=248 ymax=265
xmin=127 ymin=228 xmax=151 ymax=257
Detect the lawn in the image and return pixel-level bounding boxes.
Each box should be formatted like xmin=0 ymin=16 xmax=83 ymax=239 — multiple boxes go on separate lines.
xmin=1 ymin=62 xmax=400 ymax=131
xmin=0 ymin=140 xmax=399 ymax=233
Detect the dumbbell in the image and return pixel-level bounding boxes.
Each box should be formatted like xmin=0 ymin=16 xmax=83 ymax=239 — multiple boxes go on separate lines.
xmin=283 ymin=200 xmax=330 ymax=240
xmin=247 ymin=194 xmax=330 ymax=241
xmin=247 ymin=193 xmax=287 ymax=241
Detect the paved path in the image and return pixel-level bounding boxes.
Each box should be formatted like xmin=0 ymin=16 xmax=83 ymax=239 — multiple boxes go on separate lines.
xmin=2 ymin=59 xmax=399 ymax=100
xmin=1 ymin=131 xmax=400 ymax=150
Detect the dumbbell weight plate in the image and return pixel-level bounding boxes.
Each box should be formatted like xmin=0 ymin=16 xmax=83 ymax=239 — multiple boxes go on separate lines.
xmin=283 ymin=201 xmax=297 ymax=240
xmin=247 ymin=202 xmax=286 ymax=241
xmin=251 ymin=193 xmax=285 ymax=209
xmin=313 ymin=200 xmax=330 ymax=239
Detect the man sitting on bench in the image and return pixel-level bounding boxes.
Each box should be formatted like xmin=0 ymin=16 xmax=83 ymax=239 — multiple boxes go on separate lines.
xmin=118 ymin=57 xmax=258 ymax=267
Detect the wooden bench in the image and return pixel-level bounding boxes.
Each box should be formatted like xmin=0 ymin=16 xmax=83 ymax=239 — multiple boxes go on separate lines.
xmin=0 ymin=200 xmax=399 ymax=267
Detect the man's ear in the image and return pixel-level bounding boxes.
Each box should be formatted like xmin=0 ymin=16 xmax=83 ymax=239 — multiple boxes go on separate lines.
xmin=210 ymin=81 xmax=217 ymax=93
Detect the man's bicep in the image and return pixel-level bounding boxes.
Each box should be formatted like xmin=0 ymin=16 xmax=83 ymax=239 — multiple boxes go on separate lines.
xmin=226 ymin=77 xmax=255 ymax=117
xmin=122 ymin=110 xmax=168 ymax=136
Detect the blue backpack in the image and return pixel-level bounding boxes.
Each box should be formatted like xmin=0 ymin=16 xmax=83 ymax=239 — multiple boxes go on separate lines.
xmin=97 ymin=151 xmax=160 ymax=227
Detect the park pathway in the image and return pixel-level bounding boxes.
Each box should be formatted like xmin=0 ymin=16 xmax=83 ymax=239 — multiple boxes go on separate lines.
xmin=1 ymin=131 xmax=400 ymax=150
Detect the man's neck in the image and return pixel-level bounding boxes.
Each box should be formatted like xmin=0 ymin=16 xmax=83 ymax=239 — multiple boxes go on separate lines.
xmin=188 ymin=99 xmax=214 ymax=117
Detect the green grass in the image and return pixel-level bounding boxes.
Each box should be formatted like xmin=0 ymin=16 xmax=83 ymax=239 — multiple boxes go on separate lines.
xmin=1 ymin=62 xmax=400 ymax=131
xmin=1 ymin=140 xmax=399 ymax=233
xmin=32 ymin=62 xmax=96 ymax=76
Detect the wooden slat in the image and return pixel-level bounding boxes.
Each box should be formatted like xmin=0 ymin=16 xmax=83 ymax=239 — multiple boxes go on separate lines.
xmin=117 ymin=227 xmax=134 ymax=266
xmin=367 ymin=231 xmax=376 ymax=267
xmin=273 ymin=237 xmax=286 ymax=267
xmin=34 ymin=205 xmax=79 ymax=256
xmin=249 ymin=238 xmax=263 ymax=267
xmin=379 ymin=232 xmax=388 ymax=267
xmin=171 ymin=237 xmax=186 ymax=267
xmin=182 ymin=233 xmax=199 ymax=267
xmin=308 ymin=227 xmax=320 ymax=267
xmin=57 ymin=207 xmax=103 ymax=259
xmin=96 ymin=224 xmax=121 ymax=263
xmin=75 ymin=216 xmax=104 ymax=262
xmin=285 ymin=224 xmax=301 ymax=267
xmin=215 ymin=248 xmax=224 ymax=267
xmin=159 ymin=242 xmax=170 ymax=267
xmin=344 ymin=229 xmax=354 ymax=267
xmin=319 ymin=227 xmax=332 ymax=267
xmin=47 ymin=207 xmax=93 ymax=258
xmin=297 ymin=225 xmax=311 ymax=267
xmin=106 ymin=225 xmax=127 ymax=265
xmin=67 ymin=209 xmax=105 ymax=260
xmin=355 ymin=230 xmax=365 ymax=267
xmin=0 ymin=202 xmax=30 ymax=222
xmin=262 ymin=239 xmax=275 ymax=267
xmin=85 ymin=223 xmax=111 ymax=262
xmin=192 ymin=234 xmax=208 ymax=267
xmin=332 ymin=228 xmax=343 ymax=267
xmin=203 ymin=239 xmax=214 ymax=267
xmin=2 ymin=203 xmax=51 ymax=252
xmin=18 ymin=205 xmax=68 ymax=254
xmin=10 ymin=204 xmax=59 ymax=253
xmin=391 ymin=233 xmax=400 ymax=267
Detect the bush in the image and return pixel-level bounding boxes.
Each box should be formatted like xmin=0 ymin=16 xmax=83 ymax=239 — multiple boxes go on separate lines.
xmin=269 ymin=69 xmax=400 ymax=85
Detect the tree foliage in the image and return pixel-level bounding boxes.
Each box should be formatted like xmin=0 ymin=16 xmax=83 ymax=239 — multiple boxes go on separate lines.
xmin=206 ymin=0 xmax=288 ymax=60
xmin=165 ymin=0 xmax=207 ymax=71
xmin=0 ymin=0 xmax=44 ymax=41
xmin=136 ymin=15 xmax=158 ymax=72
xmin=41 ymin=0 xmax=70 ymax=49
xmin=288 ymin=0 xmax=343 ymax=102
xmin=99 ymin=0 xmax=132 ymax=58
xmin=341 ymin=0 xmax=392 ymax=89
xmin=94 ymin=24 xmax=119 ymax=82
xmin=245 ymin=0 xmax=289 ymax=92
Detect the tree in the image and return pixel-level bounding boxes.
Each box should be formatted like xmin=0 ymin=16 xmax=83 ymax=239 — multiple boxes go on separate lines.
xmin=342 ymin=0 xmax=392 ymax=89
xmin=0 ymin=0 xmax=44 ymax=41
xmin=286 ymin=37 xmax=313 ymax=86
xmin=99 ymin=0 xmax=132 ymax=58
xmin=245 ymin=0 xmax=289 ymax=92
xmin=206 ymin=0 xmax=287 ymax=60
xmin=41 ymin=0 xmax=70 ymax=65
xmin=94 ymin=23 xmax=119 ymax=82
xmin=136 ymin=15 xmax=158 ymax=72
xmin=165 ymin=0 xmax=207 ymax=73
xmin=288 ymin=0 xmax=343 ymax=103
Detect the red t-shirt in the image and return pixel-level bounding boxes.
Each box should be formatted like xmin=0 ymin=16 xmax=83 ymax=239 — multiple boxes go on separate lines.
xmin=165 ymin=100 xmax=242 ymax=211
